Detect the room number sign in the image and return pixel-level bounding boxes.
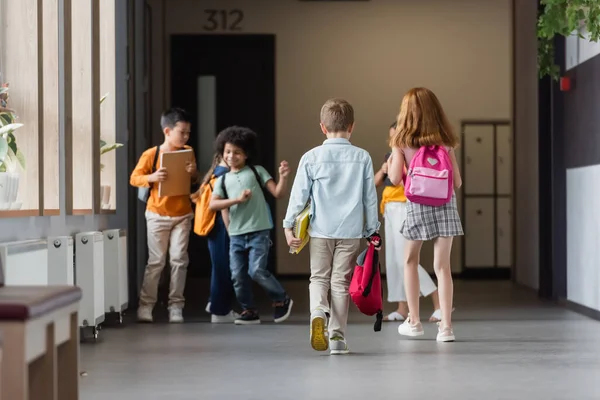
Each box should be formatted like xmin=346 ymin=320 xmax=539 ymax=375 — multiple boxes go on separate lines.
xmin=203 ymin=9 xmax=244 ymax=31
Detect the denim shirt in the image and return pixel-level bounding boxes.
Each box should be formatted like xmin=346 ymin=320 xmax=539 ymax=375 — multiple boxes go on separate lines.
xmin=283 ymin=138 xmax=380 ymax=239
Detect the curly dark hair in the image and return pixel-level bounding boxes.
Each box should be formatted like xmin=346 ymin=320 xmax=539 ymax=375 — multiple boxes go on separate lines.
xmin=214 ymin=126 xmax=258 ymax=162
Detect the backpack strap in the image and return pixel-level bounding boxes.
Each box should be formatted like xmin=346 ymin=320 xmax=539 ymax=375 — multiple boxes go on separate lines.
xmin=220 ymin=173 xmax=228 ymax=199
xmin=362 ymin=246 xmax=379 ymax=297
xmin=151 ymin=145 xmax=160 ymax=171
xmin=148 ymin=145 xmax=160 ymax=191
xmin=248 ymin=165 xmax=264 ymax=187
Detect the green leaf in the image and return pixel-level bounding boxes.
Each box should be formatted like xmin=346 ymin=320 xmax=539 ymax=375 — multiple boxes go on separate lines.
xmin=100 ymin=143 xmax=123 ymax=155
xmin=7 ymin=133 xmax=17 ymax=155
xmin=0 ymin=136 xmax=7 ymax=163
xmin=99 ymin=139 xmax=107 ymax=148
xmin=15 ymin=149 xmax=26 ymax=170
xmin=0 ymin=123 xmax=23 ymax=136
xmin=537 ymin=0 xmax=600 ymax=78
xmin=100 ymin=93 xmax=109 ymax=105
xmin=0 ymin=113 xmax=12 ymax=126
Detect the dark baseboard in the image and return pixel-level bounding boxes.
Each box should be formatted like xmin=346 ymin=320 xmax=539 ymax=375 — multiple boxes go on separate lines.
xmin=457 ymin=268 xmax=511 ymax=280
xmin=560 ymin=299 xmax=600 ymax=321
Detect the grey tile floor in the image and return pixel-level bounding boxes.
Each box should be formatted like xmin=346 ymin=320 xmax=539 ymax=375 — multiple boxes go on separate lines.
xmin=80 ymin=280 xmax=600 ymax=400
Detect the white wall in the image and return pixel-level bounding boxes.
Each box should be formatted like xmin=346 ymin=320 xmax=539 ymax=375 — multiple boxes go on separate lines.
xmin=149 ymin=0 xmax=512 ymax=274
xmin=565 ymin=26 xmax=600 ymax=71
xmin=566 ymin=166 xmax=600 ymax=311
xmin=513 ymin=0 xmax=539 ymax=290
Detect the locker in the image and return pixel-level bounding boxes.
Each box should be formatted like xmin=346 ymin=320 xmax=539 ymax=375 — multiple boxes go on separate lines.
xmin=496 ymin=126 xmax=512 ymax=195
xmin=464 ymin=198 xmax=495 ymax=268
xmin=496 ymin=198 xmax=512 ymax=267
xmin=463 ymin=126 xmax=494 ymax=195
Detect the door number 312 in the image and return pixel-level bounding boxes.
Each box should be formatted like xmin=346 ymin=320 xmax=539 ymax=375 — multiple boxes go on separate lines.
xmin=203 ymin=9 xmax=244 ymax=31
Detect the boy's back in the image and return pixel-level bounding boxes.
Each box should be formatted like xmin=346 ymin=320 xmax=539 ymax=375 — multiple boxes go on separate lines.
xmin=284 ymin=137 xmax=379 ymax=239
xmin=283 ymin=98 xmax=381 ymax=355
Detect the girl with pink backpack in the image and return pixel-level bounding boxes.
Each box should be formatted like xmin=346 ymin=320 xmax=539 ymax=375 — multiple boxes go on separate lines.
xmin=387 ymin=87 xmax=463 ymax=342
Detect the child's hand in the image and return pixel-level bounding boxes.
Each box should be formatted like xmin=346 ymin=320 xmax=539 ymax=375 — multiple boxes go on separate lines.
xmin=381 ymin=162 xmax=388 ymax=174
xmin=237 ymin=189 xmax=252 ymax=203
xmin=279 ymin=161 xmax=290 ymax=178
xmin=148 ymin=168 xmax=167 ymax=183
xmin=367 ymin=232 xmax=382 ymax=251
xmin=185 ymin=160 xmax=197 ymax=174
xmin=285 ymin=229 xmax=303 ymax=248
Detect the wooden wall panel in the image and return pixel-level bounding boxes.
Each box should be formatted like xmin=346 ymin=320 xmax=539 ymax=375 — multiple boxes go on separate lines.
xmin=70 ymin=0 xmax=94 ymax=213
xmin=0 ymin=0 xmax=40 ymax=213
xmin=99 ymin=0 xmax=117 ymax=211
xmin=42 ymin=0 xmax=60 ymax=213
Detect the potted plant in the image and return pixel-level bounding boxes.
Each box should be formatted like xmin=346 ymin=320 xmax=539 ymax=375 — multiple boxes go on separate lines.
xmin=0 ymin=83 xmax=25 ymax=210
xmin=99 ymin=93 xmax=123 ymax=209
xmin=538 ymin=0 xmax=600 ymax=79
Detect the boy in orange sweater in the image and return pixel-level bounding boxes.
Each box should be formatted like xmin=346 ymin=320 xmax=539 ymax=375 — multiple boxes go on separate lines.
xmin=130 ymin=108 xmax=199 ymax=323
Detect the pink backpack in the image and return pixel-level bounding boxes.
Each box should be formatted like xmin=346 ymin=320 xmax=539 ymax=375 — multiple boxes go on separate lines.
xmin=404 ymin=145 xmax=453 ymax=206
xmin=350 ymin=241 xmax=383 ymax=332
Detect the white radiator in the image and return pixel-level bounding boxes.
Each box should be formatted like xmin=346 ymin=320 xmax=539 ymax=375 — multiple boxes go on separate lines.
xmin=0 ymin=239 xmax=49 ymax=285
xmin=75 ymin=231 xmax=105 ymax=328
xmin=47 ymin=236 xmax=75 ymax=285
xmin=103 ymin=229 xmax=129 ymax=315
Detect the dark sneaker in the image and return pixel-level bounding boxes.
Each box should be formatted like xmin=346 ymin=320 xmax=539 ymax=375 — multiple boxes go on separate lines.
xmin=273 ymin=298 xmax=294 ymax=323
xmin=234 ymin=310 xmax=261 ymax=325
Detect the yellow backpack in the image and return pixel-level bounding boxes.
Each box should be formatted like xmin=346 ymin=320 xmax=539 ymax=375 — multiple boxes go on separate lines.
xmin=192 ymin=175 xmax=218 ymax=236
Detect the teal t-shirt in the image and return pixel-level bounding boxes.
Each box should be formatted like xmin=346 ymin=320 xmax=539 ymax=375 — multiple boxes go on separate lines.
xmin=213 ymin=165 xmax=274 ymax=236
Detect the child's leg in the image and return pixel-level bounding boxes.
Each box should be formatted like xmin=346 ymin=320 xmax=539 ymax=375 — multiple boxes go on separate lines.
xmin=308 ymin=238 xmax=334 ymax=351
xmin=432 ymin=237 xmax=454 ymax=328
xmin=229 ymin=234 xmax=255 ymax=311
xmin=167 ymin=214 xmax=192 ymax=311
xmin=139 ymin=211 xmax=172 ymax=310
xmin=207 ymin=215 xmax=234 ymax=316
xmin=329 ymin=239 xmax=361 ymax=339
xmin=309 ymin=238 xmax=334 ymax=315
xmin=247 ymin=230 xmax=287 ymax=303
xmin=404 ymin=240 xmax=424 ymax=324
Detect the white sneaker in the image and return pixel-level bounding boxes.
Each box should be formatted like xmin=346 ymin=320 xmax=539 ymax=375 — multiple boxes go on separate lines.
xmin=137 ymin=306 xmax=153 ymax=323
xmin=169 ymin=307 xmax=184 ymax=323
xmin=211 ymin=311 xmax=240 ymax=324
xmin=329 ymin=336 xmax=350 ymax=355
xmin=310 ymin=309 xmax=329 ymax=352
xmin=205 ymin=302 xmax=211 ymax=314
xmin=397 ymin=314 xmax=424 ymax=337
xmin=436 ymin=323 xmax=455 ymax=342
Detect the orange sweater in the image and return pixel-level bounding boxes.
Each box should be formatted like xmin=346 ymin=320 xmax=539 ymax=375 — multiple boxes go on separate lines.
xmin=130 ymin=145 xmax=196 ymax=217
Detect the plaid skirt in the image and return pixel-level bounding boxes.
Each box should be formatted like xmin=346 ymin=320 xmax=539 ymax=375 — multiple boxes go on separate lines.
xmin=400 ymin=193 xmax=464 ymax=241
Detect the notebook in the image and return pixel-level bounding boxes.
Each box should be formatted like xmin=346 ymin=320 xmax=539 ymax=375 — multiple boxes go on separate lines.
xmin=289 ymin=201 xmax=311 ymax=254
xmin=158 ymin=149 xmax=194 ymax=197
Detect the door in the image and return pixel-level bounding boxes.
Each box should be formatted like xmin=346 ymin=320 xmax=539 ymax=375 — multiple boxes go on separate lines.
xmin=170 ymin=34 xmax=276 ymax=278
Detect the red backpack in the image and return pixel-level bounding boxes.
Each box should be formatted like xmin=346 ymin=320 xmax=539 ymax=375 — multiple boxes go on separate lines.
xmin=350 ymin=241 xmax=383 ymax=332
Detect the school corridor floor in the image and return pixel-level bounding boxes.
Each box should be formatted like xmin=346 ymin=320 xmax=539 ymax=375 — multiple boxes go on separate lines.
xmin=79 ymin=280 xmax=600 ymax=400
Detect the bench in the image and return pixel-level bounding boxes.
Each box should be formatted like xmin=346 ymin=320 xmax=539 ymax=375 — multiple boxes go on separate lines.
xmin=0 ymin=285 xmax=82 ymax=400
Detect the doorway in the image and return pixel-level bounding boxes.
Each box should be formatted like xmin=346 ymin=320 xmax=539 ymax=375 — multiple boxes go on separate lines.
xmin=170 ymin=34 xmax=277 ymax=278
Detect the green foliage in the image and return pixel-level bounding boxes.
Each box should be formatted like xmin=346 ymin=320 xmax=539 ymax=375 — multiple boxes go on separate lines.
xmin=99 ymin=93 xmax=123 ymax=171
xmin=0 ymin=102 xmax=25 ymax=173
xmin=538 ymin=0 xmax=600 ymax=79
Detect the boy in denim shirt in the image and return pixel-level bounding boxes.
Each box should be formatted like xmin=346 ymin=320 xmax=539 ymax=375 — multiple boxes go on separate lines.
xmin=283 ymin=98 xmax=380 ymax=354
xmin=210 ymin=126 xmax=294 ymax=325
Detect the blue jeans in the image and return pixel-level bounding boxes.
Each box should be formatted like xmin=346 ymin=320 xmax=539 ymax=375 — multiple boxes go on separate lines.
xmin=229 ymin=230 xmax=287 ymax=310
xmin=207 ymin=213 xmax=235 ymax=316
